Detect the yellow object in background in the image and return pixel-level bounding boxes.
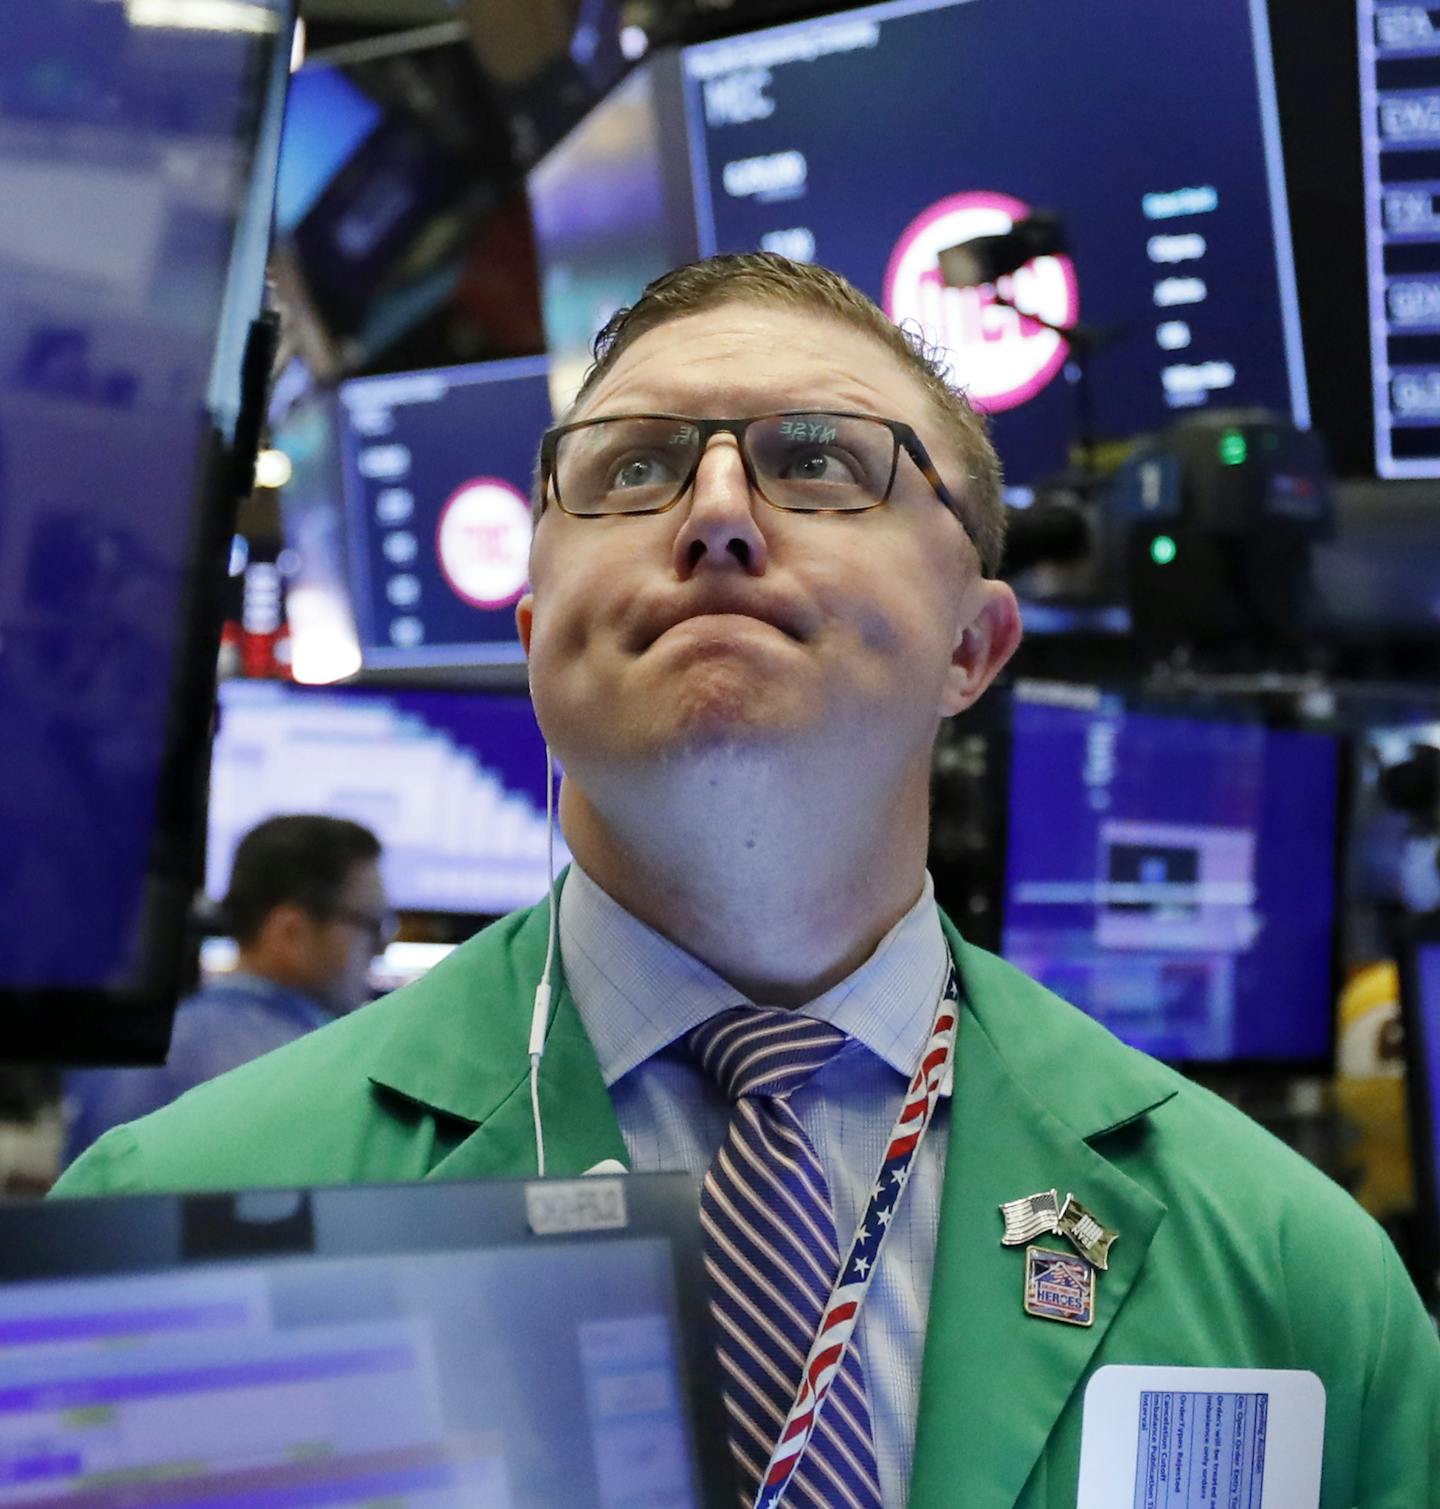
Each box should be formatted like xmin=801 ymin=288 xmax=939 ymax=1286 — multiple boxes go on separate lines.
xmin=1335 ymin=960 xmax=1414 ymax=1220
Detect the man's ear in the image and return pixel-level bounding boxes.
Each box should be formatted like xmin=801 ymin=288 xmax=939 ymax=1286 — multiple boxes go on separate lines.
xmin=940 ymin=579 xmax=1022 ymax=717
xmin=515 ymin=592 xmax=534 ymax=657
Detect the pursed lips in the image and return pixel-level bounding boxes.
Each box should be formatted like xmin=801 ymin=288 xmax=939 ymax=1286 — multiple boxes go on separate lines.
xmin=634 ymin=598 xmax=809 ymax=652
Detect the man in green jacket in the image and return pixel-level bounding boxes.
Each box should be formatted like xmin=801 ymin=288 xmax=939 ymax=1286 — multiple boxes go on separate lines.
xmin=56 ymin=254 xmax=1438 ymax=1507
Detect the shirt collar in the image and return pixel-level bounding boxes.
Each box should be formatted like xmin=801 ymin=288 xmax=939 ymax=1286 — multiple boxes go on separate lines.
xmin=558 ymin=862 xmax=951 ymax=1090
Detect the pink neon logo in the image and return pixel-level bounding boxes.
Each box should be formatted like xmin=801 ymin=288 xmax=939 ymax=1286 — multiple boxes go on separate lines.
xmin=434 ymin=476 xmax=532 ymax=610
xmin=883 ymin=191 xmax=1080 ymax=414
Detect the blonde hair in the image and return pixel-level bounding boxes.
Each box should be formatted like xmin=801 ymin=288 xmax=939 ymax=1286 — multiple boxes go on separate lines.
xmin=563 ymin=252 xmax=1006 ymax=575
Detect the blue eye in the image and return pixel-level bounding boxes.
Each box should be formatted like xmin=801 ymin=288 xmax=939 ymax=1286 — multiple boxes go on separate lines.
xmin=612 ymin=453 xmax=676 ymax=489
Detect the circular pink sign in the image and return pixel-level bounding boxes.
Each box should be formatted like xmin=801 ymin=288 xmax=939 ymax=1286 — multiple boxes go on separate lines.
xmin=883 ymin=190 xmax=1080 ymax=414
xmin=434 ymin=477 xmax=533 ymax=610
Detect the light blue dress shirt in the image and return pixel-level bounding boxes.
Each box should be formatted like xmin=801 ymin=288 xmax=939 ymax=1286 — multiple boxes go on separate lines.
xmin=559 ymin=863 xmax=952 ymax=1509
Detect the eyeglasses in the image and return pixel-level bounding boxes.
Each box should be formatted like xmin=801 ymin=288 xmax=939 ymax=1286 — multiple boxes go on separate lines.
xmin=538 ymin=410 xmax=967 ymax=525
xmin=325 ymin=907 xmax=398 ymax=951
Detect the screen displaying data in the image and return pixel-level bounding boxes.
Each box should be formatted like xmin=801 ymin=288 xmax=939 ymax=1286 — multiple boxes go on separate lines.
xmin=1359 ymin=2 xmax=1440 ymax=476
xmin=337 ymin=357 xmax=552 ymax=669
xmin=208 ymin=680 xmax=566 ymax=916
xmin=1413 ymin=942 xmax=1440 ymax=1206
xmin=530 ymin=0 xmax=1307 ymax=487
xmin=1002 ymin=693 xmax=1338 ymax=1064
xmin=0 ymin=2 xmax=289 ymax=1001
xmin=682 ymin=0 xmax=1306 ymax=487
xmin=0 ymin=1242 xmax=701 ymax=1509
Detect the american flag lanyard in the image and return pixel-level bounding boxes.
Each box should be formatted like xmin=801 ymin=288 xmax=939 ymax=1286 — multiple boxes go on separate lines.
xmin=755 ymin=969 xmax=960 ymax=1509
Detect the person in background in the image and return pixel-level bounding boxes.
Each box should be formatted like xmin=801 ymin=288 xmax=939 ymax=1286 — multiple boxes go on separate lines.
xmin=62 ymin=814 xmax=389 ymax=1166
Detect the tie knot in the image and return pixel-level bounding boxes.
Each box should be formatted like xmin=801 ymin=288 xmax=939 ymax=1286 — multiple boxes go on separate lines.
xmin=688 ymin=1007 xmax=849 ymax=1103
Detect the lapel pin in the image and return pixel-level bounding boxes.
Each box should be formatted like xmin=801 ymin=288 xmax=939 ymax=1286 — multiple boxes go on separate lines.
xmin=1057 ymin=1193 xmax=1119 ymax=1271
xmin=1023 ymin=1244 xmax=1095 ymax=1327
xmin=999 ymin=1188 xmax=1062 ymax=1246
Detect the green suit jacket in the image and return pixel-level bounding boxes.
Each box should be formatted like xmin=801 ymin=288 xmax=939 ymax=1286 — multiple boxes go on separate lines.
xmin=54 ymin=901 xmax=1439 ymax=1507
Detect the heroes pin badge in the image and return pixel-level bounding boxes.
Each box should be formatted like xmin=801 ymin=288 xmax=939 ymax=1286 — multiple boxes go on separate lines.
xmin=1023 ymin=1245 xmax=1095 ymax=1327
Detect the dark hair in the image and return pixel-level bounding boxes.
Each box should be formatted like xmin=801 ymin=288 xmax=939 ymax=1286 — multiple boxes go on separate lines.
xmin=560 ymin=252 xmax=1006 ymax=576
xmin=222 ymin=815 xmax=381 ymax=945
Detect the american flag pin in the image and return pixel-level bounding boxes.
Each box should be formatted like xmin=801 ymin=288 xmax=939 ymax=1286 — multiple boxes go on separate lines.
xmin=1057 ymin=1193 xmax=1119 ymax=1271
xmin=998 ymin=1188 xmax=1062 ymax=1246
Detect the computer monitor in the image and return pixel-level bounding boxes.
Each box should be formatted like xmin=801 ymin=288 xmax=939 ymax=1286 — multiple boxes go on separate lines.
xmin=208 ymin=679 xmax=566 ymax=919
xmin=272 ymin=392 xmax=364 ymax=686
xmin=1398 ymin=917 xmax=1440 ymax=1300
xmin=530 ymin=0 xmax=1307 ymax=484
xmin=0 ymin=1174 xmax=733 ymax=1507
xmin=1358 ymin=1 xmax=1440 ymax=479
xmin=0 ymin=1 xmax=294 ymax=1060
xmin=337 ymin=356 xmax=552 ymax=671
xmin=1000 ymin=688 xmax=1340 ymax=1067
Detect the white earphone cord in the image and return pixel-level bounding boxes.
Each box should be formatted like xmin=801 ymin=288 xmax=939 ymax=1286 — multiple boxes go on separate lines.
xmin=528 ymin=744 xmax=559 ymax=1176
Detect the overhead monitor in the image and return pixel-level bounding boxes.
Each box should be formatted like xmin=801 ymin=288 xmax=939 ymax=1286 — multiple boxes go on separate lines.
xmin=0 ymin=0 xmax=294 ymax=1061
xmin=530 ymin=0 xmax=1307 ymax=485
xmin=1001 ymin=688 xmax=1340 ymax=1067
xmin=208 ymin=679 xmax=566 ymax=918
xmin=1359 ymin=2 xmax=1440 ymax=477
xmin=272 ymin=391 xmax=364 ymax=687
xmin=337 ymin=357 xmax=551 ymax=670
xmin=1398 ymin=917 xmax=1440 ymax=1300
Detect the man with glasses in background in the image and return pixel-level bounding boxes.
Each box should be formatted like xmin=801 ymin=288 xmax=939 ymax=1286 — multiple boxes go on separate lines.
xmin=57 ymin=256 xmax=1436 ymax=1504
xmin=62 ymin=814 xmax=390 ymax=1166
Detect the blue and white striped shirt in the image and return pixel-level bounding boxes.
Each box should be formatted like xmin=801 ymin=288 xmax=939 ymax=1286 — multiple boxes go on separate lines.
xmin=559 ymin=863 xmax=952 ymax=1508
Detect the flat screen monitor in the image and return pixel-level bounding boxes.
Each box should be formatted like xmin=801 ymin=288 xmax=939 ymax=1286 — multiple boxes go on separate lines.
xmin=528 ymin=62 xmax=701 ymax=413
xmin=0 ymin=1 xmax=294 ymax=1060
xmin=1359 ymin=2 xmax=1440 ymax=478
xmin=0 ymin=1175 xmax=733 ymax=1507
xmin=1001 ymin=690 xmax=1340 ymax=1067
xmin=530 ymin=0 xmax=1307 ymax=484
xmin=273 ymin=392 xmax=364 ymax=686
xmin=337 ymin=356 xmax=552 ymax=670
xmin=208 ymin=679 xmax=567 ymax=918
xmin=1399 ymin=919 xmax=1440 ymax=1298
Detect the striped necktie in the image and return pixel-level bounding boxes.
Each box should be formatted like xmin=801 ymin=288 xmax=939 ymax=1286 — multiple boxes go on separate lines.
xmin=689 ymin=1007 xmax=883 ymax=1509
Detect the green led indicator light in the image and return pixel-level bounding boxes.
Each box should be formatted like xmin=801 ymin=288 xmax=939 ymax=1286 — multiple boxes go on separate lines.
xmin=1150 ymin=534 xmax=1178 ymax=566
xmin=1219 ymin=429 xmax=1247 ymax=466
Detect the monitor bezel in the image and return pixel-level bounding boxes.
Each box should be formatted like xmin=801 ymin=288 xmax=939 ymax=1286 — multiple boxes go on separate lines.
xmin=0 ymin=1172 xmax=737 ymax=1508
xmin=1396 ymin=912 xmax=1440 ymax=1304
xmin=994 ymin=682 xmax=1346 ymax=1077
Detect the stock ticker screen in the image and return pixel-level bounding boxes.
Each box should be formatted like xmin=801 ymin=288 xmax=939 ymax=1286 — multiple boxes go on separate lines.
xmin=337 ymin=356 xmax=552 ymax=670
xmin=1001 ymin=693 xmax=1339 ymax=1065
xmin=208 ymin=680 xmax=566 ymax=917
xmin=1360 ymin=2 xmax=1440 ymax=477
xmin=681 ymin=0 xmax=1307 ymax=487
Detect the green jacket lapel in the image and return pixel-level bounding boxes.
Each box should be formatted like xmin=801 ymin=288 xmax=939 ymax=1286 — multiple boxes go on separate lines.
xmin=363 ymin=894 xmax=629 ymax=1180
xmin=910 ymin=924 xmax=1177 ymax=1506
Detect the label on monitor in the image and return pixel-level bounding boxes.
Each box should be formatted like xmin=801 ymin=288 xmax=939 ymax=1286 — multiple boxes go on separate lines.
xmin=527 ymin=1178 xmax=628 ymax=1237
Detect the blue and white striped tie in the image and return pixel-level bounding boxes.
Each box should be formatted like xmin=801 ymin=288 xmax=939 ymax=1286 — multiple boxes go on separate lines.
xmin=689 ymin=1008 xmax=884 ymax=1509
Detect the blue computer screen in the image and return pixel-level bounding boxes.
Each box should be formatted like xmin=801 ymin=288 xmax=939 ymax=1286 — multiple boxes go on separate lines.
xmin=1001 ymin=695 xmax=1338 ymax=1063
xmin=528 ymin=0 xmax=1301 ymax=496
xmin=338 ymin=357 xmax=552 ymax=669
xmin=1416 ymin=943 xmax=1440 ymax=1189
xmin=275 ymin=66 xmax=384 ymax=233
xmin=208 ymin=680 xmax=567 ymax=916
xmin=0 ymin=1 xmax=288 ymax=995
xmin=0 ymin=1239 xmax=701 ymax=1508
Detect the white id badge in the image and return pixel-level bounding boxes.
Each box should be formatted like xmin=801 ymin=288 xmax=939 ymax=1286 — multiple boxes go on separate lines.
xmin=1076 ymin=1365 xmax=1325 ymax=1509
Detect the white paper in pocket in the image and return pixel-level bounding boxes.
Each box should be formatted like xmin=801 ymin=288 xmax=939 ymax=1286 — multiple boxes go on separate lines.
xmin=1076 ymin=1364 xmax=1325 ymax=1509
